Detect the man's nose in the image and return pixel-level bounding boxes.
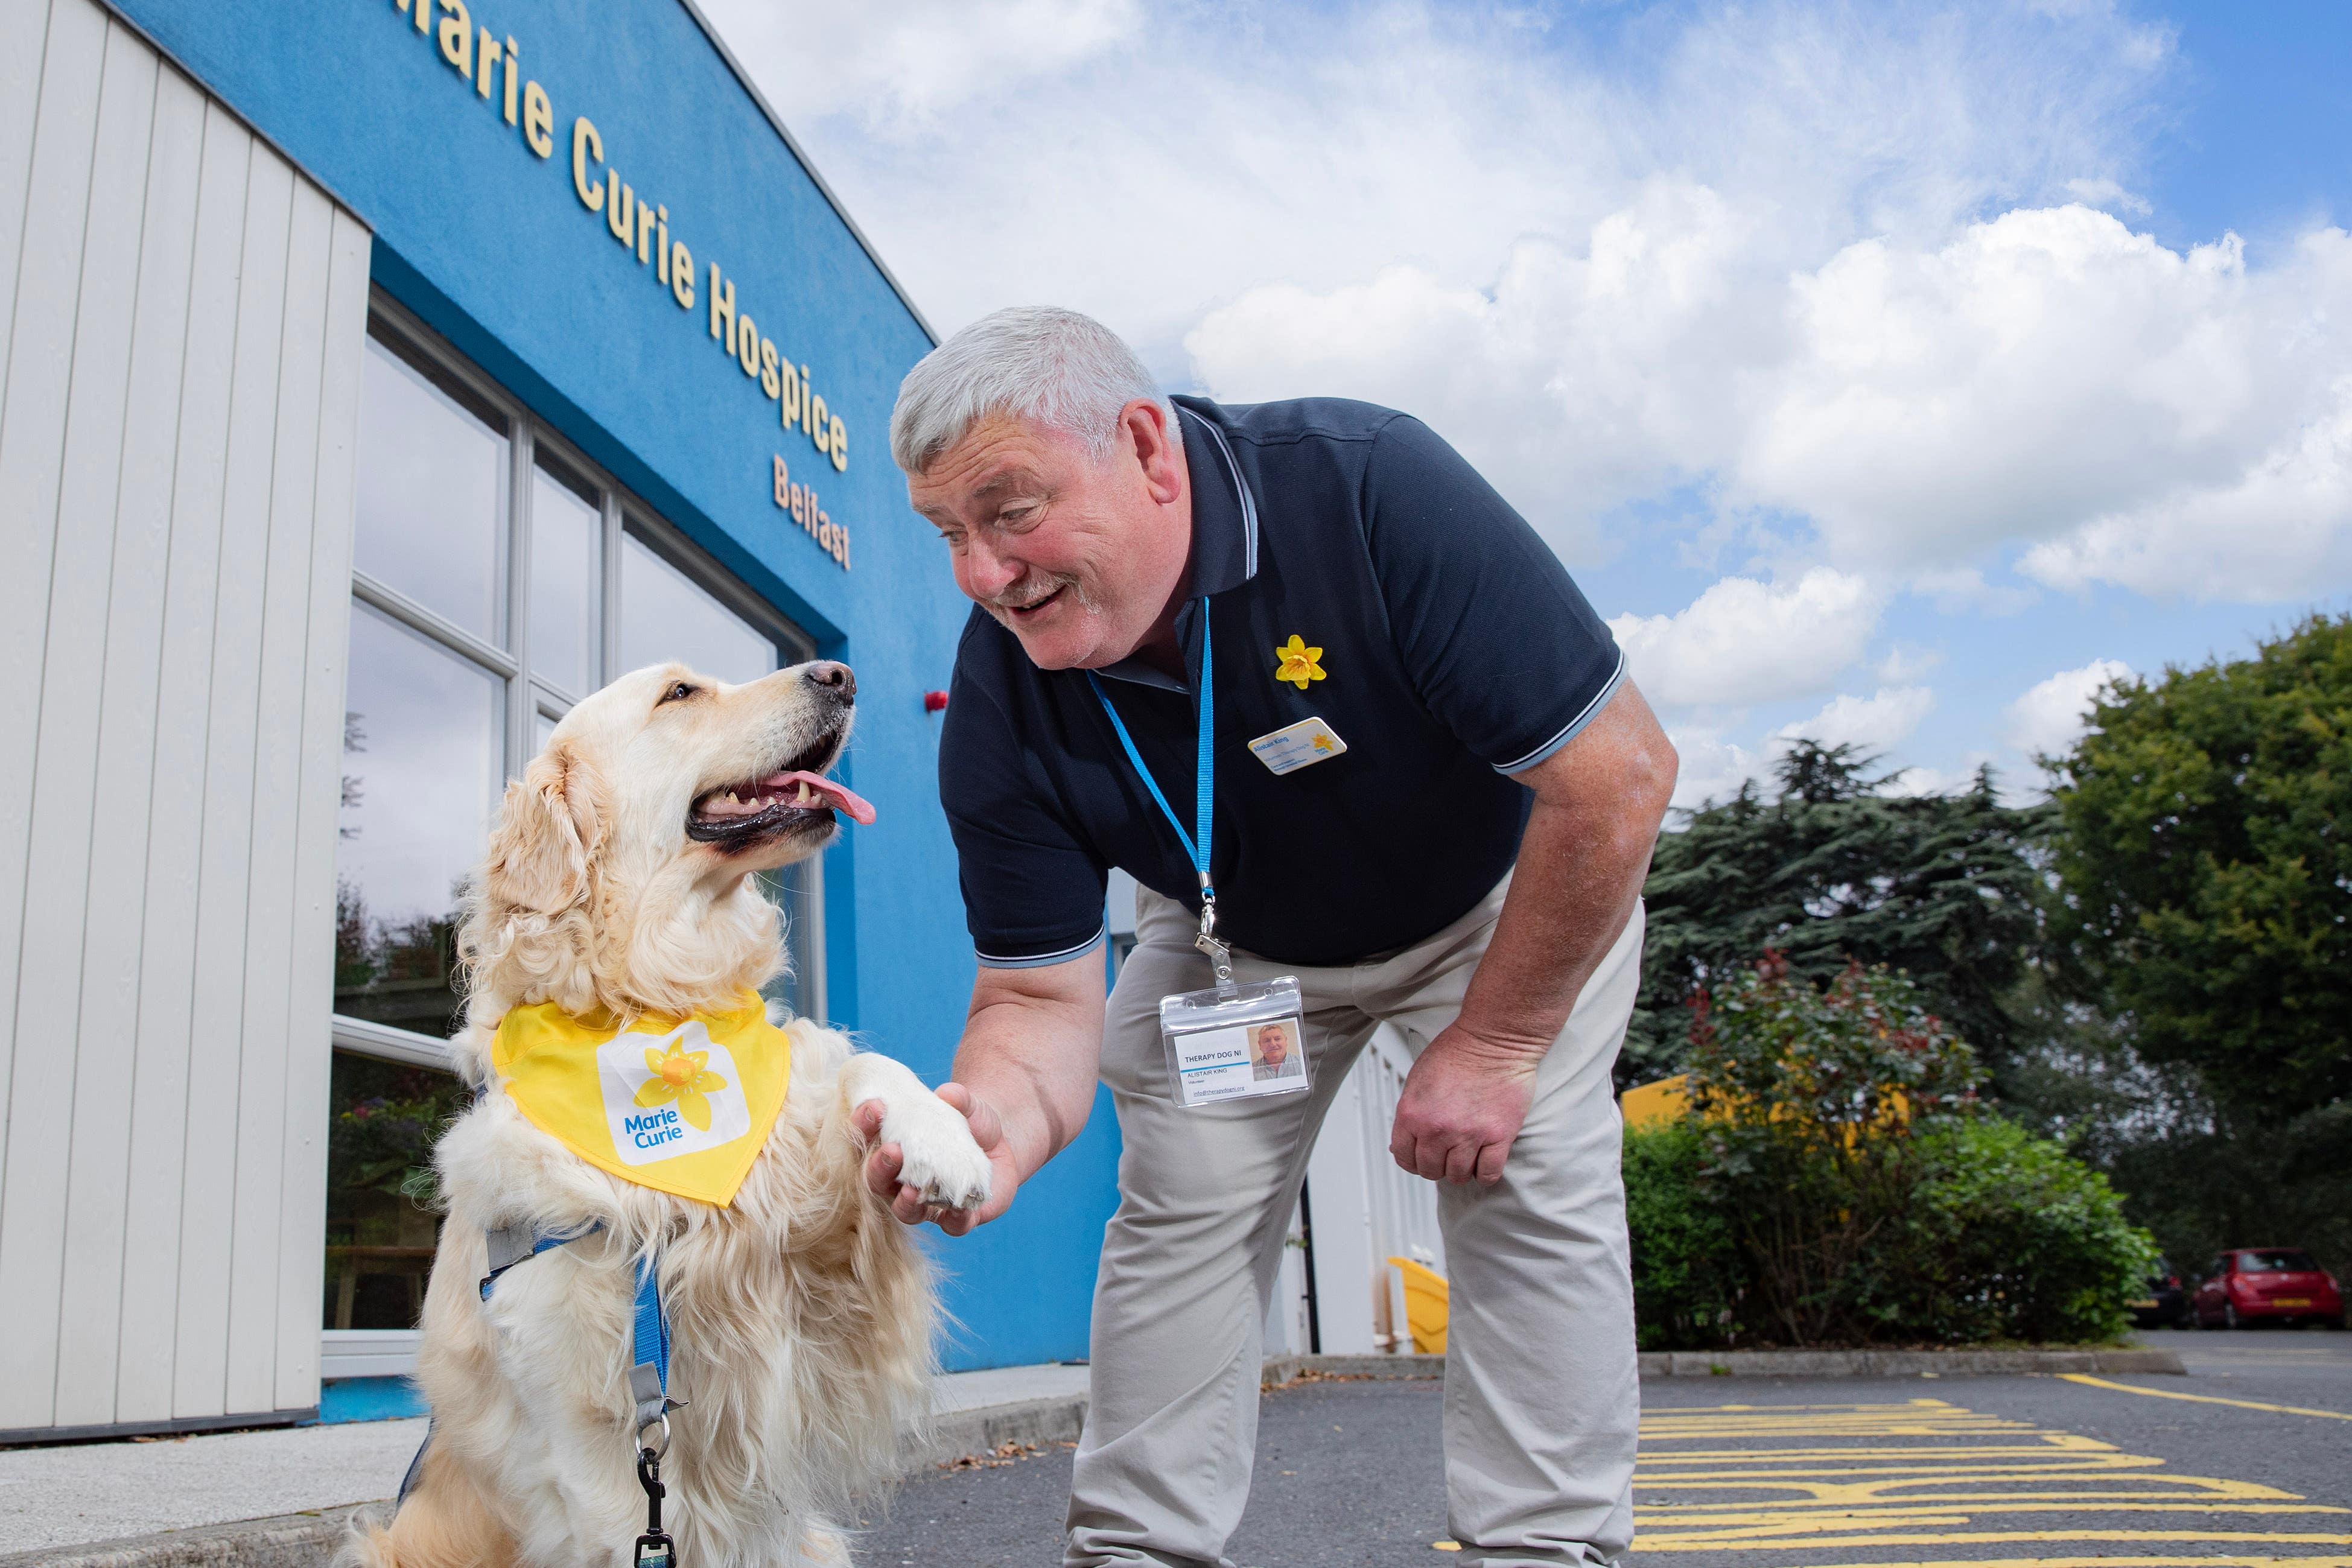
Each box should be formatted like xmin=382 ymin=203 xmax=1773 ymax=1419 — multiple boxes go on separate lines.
xmin=803 ymin=661 xmax=856 ymax=703
xmin=961 ymin=532 xmax=1022 ymax=600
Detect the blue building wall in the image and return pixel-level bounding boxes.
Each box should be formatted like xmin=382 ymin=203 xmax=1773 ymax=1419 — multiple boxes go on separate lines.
xmin=104 ymin=0 xmax=1118 ymax=1370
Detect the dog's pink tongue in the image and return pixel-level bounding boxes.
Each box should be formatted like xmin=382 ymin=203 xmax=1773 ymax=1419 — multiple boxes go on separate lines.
xmin=772 ymin=770 xmax=876 ymax=825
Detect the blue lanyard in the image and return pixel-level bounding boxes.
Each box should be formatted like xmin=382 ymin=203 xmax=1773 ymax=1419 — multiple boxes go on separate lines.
xmin=1085 ymin=597 xmax=1216 ymax=903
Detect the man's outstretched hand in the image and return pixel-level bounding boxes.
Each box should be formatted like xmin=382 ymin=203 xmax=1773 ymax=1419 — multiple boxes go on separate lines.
xmin=856 ymin=1083 xmax=1018 ymax=1234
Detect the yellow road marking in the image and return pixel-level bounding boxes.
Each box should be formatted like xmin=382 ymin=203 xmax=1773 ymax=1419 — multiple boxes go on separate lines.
xmin=1631 ymin=1528 xmax=2352 ymax=1551
xmin=1749 ymin=1558 xmax=2352 ymax=1568
xmin=1627 ymin=1395 xmax=2345 ymax=1557
xmin=1636 ymin=1503 xmax=2349 ymax=1523
xmin=2059 ymin=1373 xmax=2352 ymax=1421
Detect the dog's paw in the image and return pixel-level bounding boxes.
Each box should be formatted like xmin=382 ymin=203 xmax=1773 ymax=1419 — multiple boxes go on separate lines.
xmin=882 ymin=1093 xmax=993 ymax=1211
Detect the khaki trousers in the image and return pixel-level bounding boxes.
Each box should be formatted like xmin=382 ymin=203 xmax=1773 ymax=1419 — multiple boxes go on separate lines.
xmin=1065 ymin=875 xmax=1644 ymax=1567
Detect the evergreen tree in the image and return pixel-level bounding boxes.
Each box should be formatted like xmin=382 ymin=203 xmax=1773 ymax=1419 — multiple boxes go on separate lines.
xmin=1627 ymin=743 xmax=2053 ymax=1088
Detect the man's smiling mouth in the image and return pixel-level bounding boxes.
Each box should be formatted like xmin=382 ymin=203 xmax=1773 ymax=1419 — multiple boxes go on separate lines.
xmin=1005 ymin=585 xmax=1067 ymax=619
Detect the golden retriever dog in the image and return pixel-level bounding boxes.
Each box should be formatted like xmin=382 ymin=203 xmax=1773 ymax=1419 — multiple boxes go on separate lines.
xmin=343 ymin=659 xmax=991 ymax=1568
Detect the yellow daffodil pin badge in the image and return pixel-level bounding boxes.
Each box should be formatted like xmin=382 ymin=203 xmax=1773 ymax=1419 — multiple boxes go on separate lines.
xmin=636 ymin=1040 xmax=729 ymax=1131
xmin=1274 ymin=634 xmax=1326 ymax=689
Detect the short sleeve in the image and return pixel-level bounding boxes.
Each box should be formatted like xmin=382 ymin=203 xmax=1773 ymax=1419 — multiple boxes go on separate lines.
xmin=938 ymin=627 xmax=1110 ymax=967
xmin=1360 ymin=416 xmax=1625 ymax=772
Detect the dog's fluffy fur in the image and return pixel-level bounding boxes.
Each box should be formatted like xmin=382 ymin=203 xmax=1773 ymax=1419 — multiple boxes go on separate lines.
xmin=342 ymin=661 xmax=990 ymax=1568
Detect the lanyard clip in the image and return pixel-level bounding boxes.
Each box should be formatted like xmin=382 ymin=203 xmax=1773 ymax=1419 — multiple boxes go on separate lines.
xmin=1194 ymin=881 xmax=1235 ymax=992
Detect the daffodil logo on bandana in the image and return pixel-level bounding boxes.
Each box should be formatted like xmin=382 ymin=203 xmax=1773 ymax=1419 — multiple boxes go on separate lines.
xmin=601 ymin=1021 xmax=751 ymax=1162
xmin=1274 ymin=635 xmax=1325 ymax=689
xmin=492 ymin=992 xmax=789 ymax=1205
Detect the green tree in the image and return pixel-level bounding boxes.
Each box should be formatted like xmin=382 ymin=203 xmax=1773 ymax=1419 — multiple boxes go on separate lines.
xmin=2040 ymin=623 xmax=2352 ymax=1278
xmin=1630 ymin=743 xmax=2053 ymax=1089
xmin=2048 ymin=614 xmax=2352 ymax=1122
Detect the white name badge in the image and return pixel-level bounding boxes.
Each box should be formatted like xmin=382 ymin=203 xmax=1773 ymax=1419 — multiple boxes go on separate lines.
xmin=1160 ymin=977 xmax=1311 ymax=1108
xmin=1247 ymin=717 xmax=1347 ymax=775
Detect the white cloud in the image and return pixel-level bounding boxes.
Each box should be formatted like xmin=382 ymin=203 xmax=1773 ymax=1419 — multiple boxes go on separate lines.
xmin=1773 ymin=685 xmax=1937 ymax=754
xmin=694 ymin=0 xmax=2352 ymax=799
xmin=1610 ymin=569 xmax=1880 ymax=709
xmin=2005 ymin=657 xmax=2133 ymax=760
xmin=1662 ymin=725 xmax=1770 ymax=812
xmin=2064 ymin=176 xmax=2152 ymax=216
xmin=1740 ymin=210 xmax=2352 ymax=578
xmin=694 ymin=0 xmax=1140 ymax=124
xmin=1875 ymin=643 xmax=1945 ymax=683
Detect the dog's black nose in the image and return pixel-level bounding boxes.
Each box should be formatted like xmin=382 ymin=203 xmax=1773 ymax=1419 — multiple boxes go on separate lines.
xmin=804 ymin=661 xmax=856 ymax=702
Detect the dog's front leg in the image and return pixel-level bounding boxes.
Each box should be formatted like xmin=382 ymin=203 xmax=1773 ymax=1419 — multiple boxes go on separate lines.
xmin=839 ymin=1053 xmax=993 ymax=1211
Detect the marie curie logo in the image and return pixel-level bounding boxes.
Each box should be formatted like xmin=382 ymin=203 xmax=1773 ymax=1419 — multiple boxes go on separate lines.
xmin=596 ymin=1020 xmax=751 ymax=1165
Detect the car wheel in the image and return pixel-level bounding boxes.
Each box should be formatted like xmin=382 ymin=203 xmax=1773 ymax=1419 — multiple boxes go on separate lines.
xmin=2223 ymin=1303 xmax=2241 ymax=1330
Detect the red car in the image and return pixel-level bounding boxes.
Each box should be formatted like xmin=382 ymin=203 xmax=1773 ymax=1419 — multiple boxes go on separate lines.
xmin=2191 ymin=1248 xmax=2346 ymax=1330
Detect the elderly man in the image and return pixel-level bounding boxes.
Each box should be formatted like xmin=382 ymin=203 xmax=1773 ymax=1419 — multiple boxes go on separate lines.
xmin=859 ymin=306 xmax=1676 ymax=1568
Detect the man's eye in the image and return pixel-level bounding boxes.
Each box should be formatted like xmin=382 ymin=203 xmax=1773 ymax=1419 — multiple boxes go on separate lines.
xmin=658 ymin=681 xmax=696 ymax=705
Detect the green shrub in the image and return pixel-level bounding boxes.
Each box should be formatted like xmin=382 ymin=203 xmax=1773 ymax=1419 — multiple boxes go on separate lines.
xmin=1688 ymin=955 xmax=1982 ymax=1346
xmin=1621 ymin=951 xmax=2160 ymax=1348
xmin=1623 ymin=1122 xmax=1738 ymax=1350
xmin=1872 ymin=1117 xmax=2160 ymax=1344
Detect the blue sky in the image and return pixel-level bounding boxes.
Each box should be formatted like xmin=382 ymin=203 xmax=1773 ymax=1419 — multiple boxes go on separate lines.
xmin=703 ymin=0 xmax=2352 ymax=806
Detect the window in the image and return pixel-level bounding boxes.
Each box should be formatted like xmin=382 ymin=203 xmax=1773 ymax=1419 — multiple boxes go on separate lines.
xmin=2239 ymin=1250 xmax=2318 ymax=1274
xmin=326 ymin=294 xmax=821 ymax=1344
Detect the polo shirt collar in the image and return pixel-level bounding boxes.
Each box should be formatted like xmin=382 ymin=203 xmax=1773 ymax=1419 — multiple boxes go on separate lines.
xmin=1096 ymin=400 xmax=1259 ymax=693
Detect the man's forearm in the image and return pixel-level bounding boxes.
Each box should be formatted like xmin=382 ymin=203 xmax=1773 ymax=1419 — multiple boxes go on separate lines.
xmin=952 ymin=971 xmax=1104 ymax=1185
xmin=1454 ymin=685 xmax=1677 ymax=1055
xmin=1454 ymin=796 xmax=1654 ymax=1053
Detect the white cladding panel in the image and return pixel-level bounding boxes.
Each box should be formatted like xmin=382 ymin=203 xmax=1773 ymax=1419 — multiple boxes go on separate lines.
xmin=0 ymin=0 xmax=368 ymax=1435
xmin=1304 ymin=1026 xmax=1448 ymax=1355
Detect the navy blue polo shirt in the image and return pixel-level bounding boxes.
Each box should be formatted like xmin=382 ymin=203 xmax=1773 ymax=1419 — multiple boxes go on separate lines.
xmin=939 ymin=395 xmax=1624 ymax=970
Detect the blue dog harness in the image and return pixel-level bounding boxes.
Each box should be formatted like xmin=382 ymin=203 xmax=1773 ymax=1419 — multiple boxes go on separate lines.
xmin=396 ymin=1222 xmax=678 ymax=1527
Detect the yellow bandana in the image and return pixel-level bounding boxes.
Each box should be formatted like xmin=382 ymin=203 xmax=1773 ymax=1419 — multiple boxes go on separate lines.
xmin=491 ymin=991 xmax=791 ymax=1207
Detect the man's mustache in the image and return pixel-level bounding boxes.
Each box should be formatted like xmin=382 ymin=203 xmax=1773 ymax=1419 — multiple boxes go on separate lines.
xmin=984 ymin=572 xmax=1085 ymax=612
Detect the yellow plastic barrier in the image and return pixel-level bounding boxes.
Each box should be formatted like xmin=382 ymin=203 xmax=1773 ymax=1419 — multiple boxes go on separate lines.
xmin=1387 ymin=1255 xmax=1450 ymax=1354
xmin=1618 ymin=1073 xmax=1690 ymax=1129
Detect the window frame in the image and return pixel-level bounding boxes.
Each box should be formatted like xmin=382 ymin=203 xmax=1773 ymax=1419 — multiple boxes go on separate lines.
xmin=332 ymin=288 xmax=821 ymax=1074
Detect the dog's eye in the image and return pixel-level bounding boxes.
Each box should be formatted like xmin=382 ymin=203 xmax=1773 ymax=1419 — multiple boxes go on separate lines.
xmin=658 ymin=681 xmax=696 ymax=706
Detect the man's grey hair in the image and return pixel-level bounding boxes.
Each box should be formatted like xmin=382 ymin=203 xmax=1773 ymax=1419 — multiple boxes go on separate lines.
xmin=889 ymin=306 xmax=1178 ymax=476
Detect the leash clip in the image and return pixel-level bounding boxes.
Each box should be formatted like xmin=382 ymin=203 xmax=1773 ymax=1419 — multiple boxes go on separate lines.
xmin=635 ymin=1443 xmax=678 ymax=1568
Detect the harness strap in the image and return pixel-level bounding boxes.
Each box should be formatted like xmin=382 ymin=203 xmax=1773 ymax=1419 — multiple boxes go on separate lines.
xmin=477 ymin=1221 xmax=675 ymax=1432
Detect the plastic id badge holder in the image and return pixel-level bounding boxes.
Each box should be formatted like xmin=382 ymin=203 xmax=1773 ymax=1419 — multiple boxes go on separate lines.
xmin=1161 ymin=973 xmax=1310 ymax=1108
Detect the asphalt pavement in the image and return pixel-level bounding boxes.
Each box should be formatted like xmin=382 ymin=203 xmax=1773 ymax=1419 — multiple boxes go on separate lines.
xmin=853 ymin=1327 xmax=2352 ymax=1568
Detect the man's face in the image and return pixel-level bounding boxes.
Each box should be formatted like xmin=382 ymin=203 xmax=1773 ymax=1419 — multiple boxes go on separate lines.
xmin=1257 ymin=1026 xmax=1288 ymax=1064
xmin=908 ymin=407 xmax=1185 ymax=670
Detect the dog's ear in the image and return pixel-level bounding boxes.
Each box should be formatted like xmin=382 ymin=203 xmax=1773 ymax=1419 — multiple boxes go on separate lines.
xmin=485 ymin=741 xmax=602 ymax=913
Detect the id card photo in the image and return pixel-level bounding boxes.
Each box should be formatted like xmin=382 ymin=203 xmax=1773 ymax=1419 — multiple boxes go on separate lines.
xmin=1248 ymin=1020 xmax=1305 ymax=1082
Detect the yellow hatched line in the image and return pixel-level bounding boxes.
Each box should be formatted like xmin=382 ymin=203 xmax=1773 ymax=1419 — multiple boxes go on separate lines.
xmin=1640 ymin=1438 xmax=2125 ymax=1459
xmin=1636 ymin=1503 xmax=2351 ymax=1523
xmin=1625 ymin=1397 xmax=2345 ymax=1559
xmin=1643 ymin=1423 xmax=2035 ymax=1439
xmin=1630 ymin=1528 xmax=2352 ymax=1552
xmin=1745 ymin=1558 xmax=2352 ymax=1568
xmin=1636 ymin=1458 xmax=2178 ymax=1476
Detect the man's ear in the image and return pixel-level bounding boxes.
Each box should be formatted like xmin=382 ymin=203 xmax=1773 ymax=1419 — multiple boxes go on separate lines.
xmin=485 ymin=741 xmax=602 ymax=913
